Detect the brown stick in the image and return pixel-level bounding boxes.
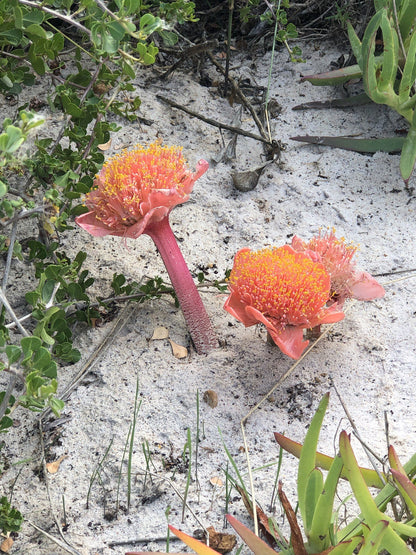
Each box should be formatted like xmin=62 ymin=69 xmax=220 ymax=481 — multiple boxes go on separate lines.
xmin=156 ymin=94 xmax=274 ymax=147
xmin=207 ymin=51 xmax=270 ymax=143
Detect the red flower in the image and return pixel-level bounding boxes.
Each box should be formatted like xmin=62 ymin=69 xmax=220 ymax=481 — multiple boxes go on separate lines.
xmin=292 ymin=230 xmax=385 ymax=306
xmin=75 ymin=142 xmax=208 ymax=239
xmin=224 ymin=245 xmax=344 ymax=359
xmin=76 ymin=142 xmax=216 ymax=354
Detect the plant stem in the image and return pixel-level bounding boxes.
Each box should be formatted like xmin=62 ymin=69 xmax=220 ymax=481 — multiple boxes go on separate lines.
xmin=145 ymin=216 xmax=217 ymax=354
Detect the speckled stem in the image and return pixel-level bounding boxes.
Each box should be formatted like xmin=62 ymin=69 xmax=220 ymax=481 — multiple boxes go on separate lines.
xmin=145 ymin=216 xmax=218 ymax=354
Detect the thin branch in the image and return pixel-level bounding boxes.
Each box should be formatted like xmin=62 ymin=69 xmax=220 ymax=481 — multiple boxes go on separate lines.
xmin=40 ymin=301 xmax=138 ymax=420
xmin=1 ymin=220 xmax=18 ymax=297
xmin=330 ymin=377 xmax=387 ymax=487
xmin=0 ymin=286 xmax=30 ymax=337
xmin=156 ymin=94 xmax=274 ymax=147
xmin=0 ymin=375 xmax=18 ymax=423
xmin=207 ymin=52 xmax=272 ymax=145
xmin=17 ymin=0 xmax=91 ymax=37
xmin=0 ymin=207 xmax=44 ymax=230
xmin=26 ymin=519 xmax=82 ymax=555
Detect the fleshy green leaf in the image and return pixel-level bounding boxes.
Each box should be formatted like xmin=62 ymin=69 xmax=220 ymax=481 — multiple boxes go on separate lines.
xmin=301 ymin=64 xmax=362 ymax=86
xmin=400 ymin=115 xmax=416 ymax=183
xmin=359 ymin=520 xmax=389 ymax=555
xmin=291 ymin=135 xmax=404 ymax=154
xmin=297 ymin=392 xmax=329 ymax=526
xmin=390 ymin=468 xmax=416 ymax=517
xmin=304 ymin=468 xmax=323 ymax=534
xmin=308 ymin=453 xmax=344 ymax=552
xmin=339 ymin=431 xmax=415 ymax=553
xmin=274 ymin=432 xmax=386 ymax=489
xmin=347 ymin=21 xmax=362 ymax=68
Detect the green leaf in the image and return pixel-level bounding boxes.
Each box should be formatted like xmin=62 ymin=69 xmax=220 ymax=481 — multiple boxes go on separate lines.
xmin=28 ymin=50 xmax=47 ymax=76
xmin=291 ymin=135 xmax=404 ymax=153
xmin=304 ymin=468 xmax=323 ymax=534
xmin=0 ymin=28 xmax=23 ymax=46
xmin=13 ymin=5 xmax=23 ymax=29
xmin=274 ymin=434 xmax=386 ymax=489
xmin=308 ymin=452 xmax=344 ymax=552
xmin=398 ymin=0 xmax=416 ymax=40
xmin=5 ymin=345 xmax=21 ymax=365
xmin=41 ymin=279 xmax=56 ymax=303
xmin=377 ymin=12 xmax=399 ymax=94
xmin=158 ymin=29 xmax=178 ymax=46
xmin=399 ymin=31 xmax=416 ymax=103
xmin=21 ymin=336 xmax=42 ymax=352
xmin=359 ymin=520 xmax=389 ymax=555
xmin=301 ymin=64 xmax=363 ymax=86
xmin=49 ymin=397 xmax=64 ymax=416
xmin=0 ymin=126 xmax=25 ymax=154
xmin=0 ymin=416 xmax=13 ymax=433
xmin=0 ymin=181 xmax=7 ymax=198
xmin=361 ymin=10 xmax=384 ymax=99
xmin=347 ymin=21 xmax=362 ymax=68
xmin=400 ymin=119 xmax=416 ymax=183
xmin=297 ymin=392 xmax=329 ymax=526
xmin=25 ymin=23 xmax=48 ymax=39
xmin=59 ymin=94 xmax=84 ymax=119
xmin=339 ymin=431 xmax=415 ymax=553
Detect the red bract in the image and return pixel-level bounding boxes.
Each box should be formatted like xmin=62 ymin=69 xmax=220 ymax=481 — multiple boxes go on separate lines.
xmin=224 ymin=245 xmax=344 ymax=359
xmin=292 ymin=230 xmax=385 ymax=306
xmin=76 ymin=142 xmax=217 ymax=354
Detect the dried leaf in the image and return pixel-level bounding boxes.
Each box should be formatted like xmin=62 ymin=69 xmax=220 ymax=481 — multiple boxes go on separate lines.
xmin=151 ymin=326 xmax=169 ymax=340
xmin=203 ymin=390 xmax=218 ymax=408
xmin=97 ymin=139 xmax=112 ymax=151
xmin=206 ymin=526 xmax=236 ymax=554
xmin=169 ymin=339 xmax=188 ymax=359
xmin=46 ymin=454 xmax=68 ymax=474
xmin=278 ymin=481 xmax=307 ymax=555
xmin=232 ymin=163 xmax=270 ymax=192
xmin=0 ymin=537 xmax=13 ymax=553
xmin=235 ymin=484 xmax=281 ymax=546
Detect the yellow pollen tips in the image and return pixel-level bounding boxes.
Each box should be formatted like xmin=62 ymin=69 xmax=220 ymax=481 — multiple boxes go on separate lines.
xmin=230 ymin=246 xmax=330 ymax=322
xmin=89 ymin=141 xmax=188 ymax=201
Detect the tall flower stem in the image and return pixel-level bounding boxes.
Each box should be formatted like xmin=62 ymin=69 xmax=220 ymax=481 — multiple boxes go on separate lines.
xmin=145 ymin=216 xmax=217 ymax=354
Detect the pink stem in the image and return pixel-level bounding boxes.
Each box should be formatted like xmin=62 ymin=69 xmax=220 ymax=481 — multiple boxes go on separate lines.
xmin=145 ymin=216 xmax=217 ymax=354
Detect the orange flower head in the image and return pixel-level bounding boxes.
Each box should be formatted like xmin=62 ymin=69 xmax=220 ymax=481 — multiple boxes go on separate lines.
xmin=75 ymin=142 xmax=208 ymax=238
xmin=292 ymin=230 xmax=385 ymax=304
xmin=224 ymin=245 xmax=345 ymax=359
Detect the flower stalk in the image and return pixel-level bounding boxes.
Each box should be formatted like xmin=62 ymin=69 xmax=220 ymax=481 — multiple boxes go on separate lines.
xmin=145 ymin=217 xmax=217 ymax=354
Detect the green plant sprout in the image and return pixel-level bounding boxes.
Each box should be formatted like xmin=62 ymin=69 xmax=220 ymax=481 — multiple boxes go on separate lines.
xmin=294 ymin=0 xmax=416 ymax=184
xmin=130 ymin=393 xmax=416 ymax=555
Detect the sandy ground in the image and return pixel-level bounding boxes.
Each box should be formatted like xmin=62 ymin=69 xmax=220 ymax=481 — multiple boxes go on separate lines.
xmin=1 ymin=39 xmax=416 ymax=555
